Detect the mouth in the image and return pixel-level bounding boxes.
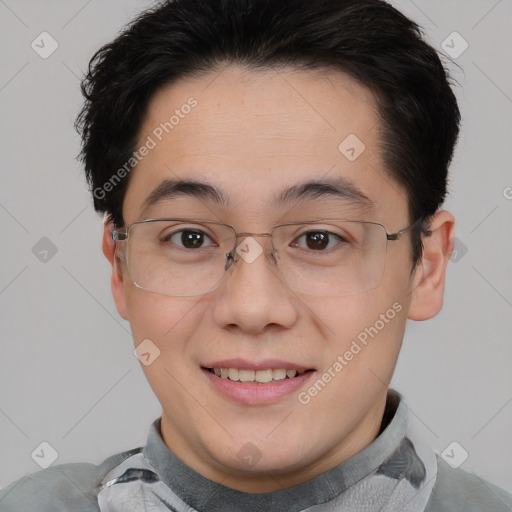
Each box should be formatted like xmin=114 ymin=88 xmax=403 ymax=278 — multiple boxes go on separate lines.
xmin=201 ymin=360 xmax=316 ymax=404
xmin=204 ymin=367 xmax=313 ymax=383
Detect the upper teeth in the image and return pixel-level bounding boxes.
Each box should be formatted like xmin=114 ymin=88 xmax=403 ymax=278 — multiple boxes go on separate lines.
xmin=212 ymin=368 xmax=304 ymax=383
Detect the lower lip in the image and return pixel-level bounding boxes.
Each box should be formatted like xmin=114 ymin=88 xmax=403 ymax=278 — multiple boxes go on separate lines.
xmin=202 ymin=368 xmax=315 ymax=405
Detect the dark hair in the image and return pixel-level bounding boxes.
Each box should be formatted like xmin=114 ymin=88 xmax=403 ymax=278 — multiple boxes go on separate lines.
xmin=76 ymin=0 xmax=460 ymax=267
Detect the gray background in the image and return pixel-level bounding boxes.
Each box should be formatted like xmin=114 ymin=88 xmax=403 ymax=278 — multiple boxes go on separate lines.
xmin=1 ymin=0 xmax=511 ymax=494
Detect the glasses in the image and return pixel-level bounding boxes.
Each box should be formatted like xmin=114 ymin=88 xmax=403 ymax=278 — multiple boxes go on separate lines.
xmin=112 ymin=217 xmax=422 ymax=297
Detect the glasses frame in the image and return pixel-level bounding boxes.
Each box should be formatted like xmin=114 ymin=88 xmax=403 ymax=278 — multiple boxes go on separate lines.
xmin=112 ymin=216 xmax=425 ymax=296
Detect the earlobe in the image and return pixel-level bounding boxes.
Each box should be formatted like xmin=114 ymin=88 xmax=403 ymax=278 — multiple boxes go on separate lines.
xmin=407 ymin=210 xmax=455 ymax=321
xmin=102 ymin=217 xmax=129 ymax=321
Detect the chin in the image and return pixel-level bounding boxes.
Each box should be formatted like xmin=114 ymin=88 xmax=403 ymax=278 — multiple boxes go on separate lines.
xmin=212 ymin=428 xmax=318 ymax=475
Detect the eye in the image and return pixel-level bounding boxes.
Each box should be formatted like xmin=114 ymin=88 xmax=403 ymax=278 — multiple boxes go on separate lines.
xmin=292 ymin=230 xmax=345 ymax=251
xmin=163 ymin=229 xmax=215 ymax=249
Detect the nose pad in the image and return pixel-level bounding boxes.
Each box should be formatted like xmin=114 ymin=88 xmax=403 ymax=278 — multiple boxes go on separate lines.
xmin=224 ymin=252 xmax=234 ymax=271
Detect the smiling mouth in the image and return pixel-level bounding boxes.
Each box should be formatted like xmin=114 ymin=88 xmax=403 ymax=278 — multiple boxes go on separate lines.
xmin=204 ymin=367 xmax=314 ymax=383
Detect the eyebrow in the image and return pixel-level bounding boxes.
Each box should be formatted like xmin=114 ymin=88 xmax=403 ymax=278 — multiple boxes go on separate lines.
xmin=272 ymin=177 xmax=373 ymax=210
xmin=140 ymin=176 xmax=374 ymax=214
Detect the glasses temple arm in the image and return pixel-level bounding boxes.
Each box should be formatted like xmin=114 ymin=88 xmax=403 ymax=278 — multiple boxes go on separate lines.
xmin=386 ymin=216 xmax=429 ymax=241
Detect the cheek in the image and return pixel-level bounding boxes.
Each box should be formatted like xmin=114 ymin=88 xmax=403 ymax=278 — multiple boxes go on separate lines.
xmin=296 ymin=295 xmax=407 ymax=428
xmin=125 ymin=290 xmax=210 ymax=404
xmin=124 ymin=288 xmax=208 ymax=353
xmin=306 ymin=277 xmax=409 ymax=383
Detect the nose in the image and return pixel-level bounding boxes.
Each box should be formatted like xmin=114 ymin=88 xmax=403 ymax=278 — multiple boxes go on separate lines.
xmin=213 ymin=235 xmax=298 ymax=335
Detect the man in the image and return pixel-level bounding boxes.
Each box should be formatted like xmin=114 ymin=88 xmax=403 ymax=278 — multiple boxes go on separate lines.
xmin=1 ymin=0 xmax=510 ymax=510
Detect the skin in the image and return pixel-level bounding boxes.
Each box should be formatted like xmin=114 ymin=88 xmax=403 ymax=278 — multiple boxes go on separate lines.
xmin=102 ymin=65 xmax=454 ymax=492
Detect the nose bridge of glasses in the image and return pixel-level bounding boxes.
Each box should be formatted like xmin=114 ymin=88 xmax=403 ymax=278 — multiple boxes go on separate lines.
xmin=224 ymin=231 xmax=279 ymax=270
xmin=232 ymin=232 xmax=275 ymax=253
xmin=235 ymin=232 xmax=273 ymax=239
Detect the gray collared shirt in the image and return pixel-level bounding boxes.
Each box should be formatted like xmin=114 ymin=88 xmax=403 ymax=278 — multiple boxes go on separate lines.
xmin=1 ymin=389 xmax=511 ymax=511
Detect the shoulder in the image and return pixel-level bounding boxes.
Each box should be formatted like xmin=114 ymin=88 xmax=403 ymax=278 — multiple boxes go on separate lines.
xmin=0 ymin=448 xmax=141 ymax=512
xmin=425 ymin=455 xmax=512 ymax=512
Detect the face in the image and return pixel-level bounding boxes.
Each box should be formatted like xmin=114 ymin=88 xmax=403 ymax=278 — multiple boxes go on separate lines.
xmin=103 ymin=65 xmax=452 ymax=492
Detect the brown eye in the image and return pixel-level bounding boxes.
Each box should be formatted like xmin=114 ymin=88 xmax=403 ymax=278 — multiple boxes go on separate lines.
xmin=165 ymin=230 xmax=214 ymax=249
xmin=293 ymin=231 xmax=343 ymax=251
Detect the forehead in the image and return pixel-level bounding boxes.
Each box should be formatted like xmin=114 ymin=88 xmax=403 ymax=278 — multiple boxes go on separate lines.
xmin=123 ymin=65 xmax=408 ymax=224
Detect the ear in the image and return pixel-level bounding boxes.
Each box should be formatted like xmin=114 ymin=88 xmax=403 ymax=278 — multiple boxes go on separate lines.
xmin=407 ymin=210 xmax=455 ymax=321
xmin=102 ymin=216 xmax=129 ymax=320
